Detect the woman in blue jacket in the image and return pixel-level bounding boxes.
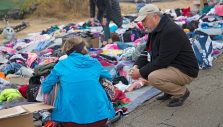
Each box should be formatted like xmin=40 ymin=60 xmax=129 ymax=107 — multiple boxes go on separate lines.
xmin=42 ymin=37 xmax=115 ymax=127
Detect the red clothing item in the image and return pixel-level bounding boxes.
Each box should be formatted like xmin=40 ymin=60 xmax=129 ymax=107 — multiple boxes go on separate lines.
xmin=182 ymin=7 xmax=192 ymax=17
xmin=59 ymin=119 xmax=107 ymax=127
xmin=137 ymin=22 xmax=144 ymax=30
xmin=113 ymin=88 xmax=126 ymax=102
xmin=98 ymin=59 xmax=113 ymax=66
xmin=113 ymin=88 xmax=131 ymax=103
xmin=18 ymin=85 xmax=28 ymax=98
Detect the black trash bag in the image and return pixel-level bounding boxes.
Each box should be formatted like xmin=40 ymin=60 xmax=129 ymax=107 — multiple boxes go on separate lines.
xmin=26 ymin=75 xmax=41 ymax=102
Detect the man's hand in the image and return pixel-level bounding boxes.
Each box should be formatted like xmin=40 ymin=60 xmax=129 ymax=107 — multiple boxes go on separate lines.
xmin=90 ymin=18 xmax=95 ymax=26
xmin=102 ymin=18 xmax=107 ymax=26
xmin=130 ymin=66 xmax=141 ymax=80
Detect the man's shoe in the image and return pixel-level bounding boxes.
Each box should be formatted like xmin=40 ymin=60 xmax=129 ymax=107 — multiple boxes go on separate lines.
xmin=168 ymin=89 xmax=190 ymax=107
xmin=156 ymin=93 xmax=172 ymax=101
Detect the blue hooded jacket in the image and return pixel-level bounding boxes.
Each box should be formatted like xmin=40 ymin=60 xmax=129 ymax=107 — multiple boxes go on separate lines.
xmin=42 ymin=52 xmax=115 ymax=124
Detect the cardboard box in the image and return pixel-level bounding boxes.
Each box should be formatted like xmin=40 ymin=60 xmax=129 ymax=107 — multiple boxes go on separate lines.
xmin=86 ymin=37 xmax=100 ymax=48
xmin=91 ymin=37 xmax=100 ymax=48
xmin=0 ymin=103 xmax=53 ymax=127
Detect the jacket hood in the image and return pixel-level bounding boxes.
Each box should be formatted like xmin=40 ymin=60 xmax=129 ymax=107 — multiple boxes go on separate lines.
xmin=62 ymin=52 xmax=97 ymax=68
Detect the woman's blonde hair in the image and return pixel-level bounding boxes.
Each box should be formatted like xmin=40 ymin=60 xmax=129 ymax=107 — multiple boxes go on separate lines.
xmin=62 ymin=36 xmax=88 ymax=55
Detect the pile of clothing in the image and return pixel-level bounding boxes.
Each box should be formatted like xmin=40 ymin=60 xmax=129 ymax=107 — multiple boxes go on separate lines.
xmin=164 ymin=4 xmax=223 ymax=69
xmin=0 ymin=3 xmax=223 ymax=125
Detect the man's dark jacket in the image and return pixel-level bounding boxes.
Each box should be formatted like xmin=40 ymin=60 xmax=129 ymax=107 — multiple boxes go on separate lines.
xmin=135 ymin=15 xmax=199 ymax=79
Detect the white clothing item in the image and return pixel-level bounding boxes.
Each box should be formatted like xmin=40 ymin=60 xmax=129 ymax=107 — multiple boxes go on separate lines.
xmin=212 ymin=40 xmax=223 ymax=50
xmin=115 ymin=82 xmax=129 ymax=92
xmin=13 ymin=42 xmax=29 ymax=50
xmin=10 ymin=54 xmax=26 ymax=61
xmin=0 ymin=55 xmax=8 ymax=64
xmin=59 ymin=55 xmax=68 ymax=61
xmin=36 ymin=86 xmax=44 ymax=102
xmin=197 ymin=28 xmax=223 ymax=35
xmin=0 ymin=78 xmax=10 ymax=84
xmin=14 ymin=66 xmax=34 ymax=78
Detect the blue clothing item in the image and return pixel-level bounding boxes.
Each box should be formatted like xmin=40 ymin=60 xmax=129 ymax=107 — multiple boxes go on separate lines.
xmin=34 ymin=40 xmax=52 ymax=51
xmin=191 ymin=31 xmax=213 ymax=69
xmin=109 ymin=23 xmax=118 ymax=33
xmin=1 ymin=62 xmax=23 ymax=75
xmin=136 ymin=3 xmax=145 ymax=12
xmin=42 ymin=52 xmax=115 ymax=124
xmin=212 ymin=35 xmax=223 ymax=41
xmin=116 ymin=42 xmax=133 ymax=50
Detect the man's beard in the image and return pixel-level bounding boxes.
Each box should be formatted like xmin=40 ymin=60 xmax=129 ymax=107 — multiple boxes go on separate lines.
xmin=145 ymin=27 xmax=153 ymax=33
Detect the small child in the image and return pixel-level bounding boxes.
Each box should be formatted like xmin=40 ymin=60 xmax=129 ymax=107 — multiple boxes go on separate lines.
xmin=136 ymin=0 xmax=146 ymax=12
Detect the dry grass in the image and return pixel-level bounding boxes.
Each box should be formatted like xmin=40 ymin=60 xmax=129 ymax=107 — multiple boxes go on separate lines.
xmin=30 ymin=0 xmax=193 ymax=19
xmin=32 ymin=0 xmax=89 ymax=19
xmin=120 ymin=0 xmax=193 ymax=15
xmin=120 ymin=3 xmax=137 ymax=15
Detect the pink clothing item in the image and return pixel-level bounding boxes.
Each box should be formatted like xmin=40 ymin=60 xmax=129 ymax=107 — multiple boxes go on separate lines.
xmin=29 ymin=35 xmax=50 ymax=43
xmin=5 ymin=42 xmax=13 ymax=48
xmin=16 ymin=60 xmax=24 ymax=64
xmin=104 ymin=43 xmax=119 ymax=50
xmin=38 ymin=57 xmax=58 ymax=65
xmin=175 ymin=16 xmax=187 ymax=22
xmin=118 ymin=68 xmax=128 ymax=78
xmin=39 ymin=48 xmax=53 ymax=55
xmin=134 ymin=35 xmax=148 ymax=46
xmin=131 ymin=34 xmax=135 ymax=41
xmin=215 ymin=5 xmax=223 ymax=16
xmin=47 ymin=48 xmax=53 ymax=53
xmin=212 ymin=49 xmax=220 ymax=55
xmin=26 ymin=53 xmax=38 ymax=67
xmin=0 ymin=47 xmax=16 ymax=54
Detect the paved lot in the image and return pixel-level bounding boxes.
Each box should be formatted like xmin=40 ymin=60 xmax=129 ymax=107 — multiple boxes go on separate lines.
xmin=113 ymin=55 xmax=223 ymax=127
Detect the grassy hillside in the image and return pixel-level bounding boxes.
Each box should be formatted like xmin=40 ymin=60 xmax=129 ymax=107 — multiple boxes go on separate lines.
xmin=32 ymin=0 xmax=89 ymax=19
xmin=0 ymin=0 xmax=26 ymax=10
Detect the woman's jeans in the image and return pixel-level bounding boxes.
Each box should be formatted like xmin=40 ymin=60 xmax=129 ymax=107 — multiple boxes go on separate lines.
xmin=102 ymin=18 xmax=111 ymax=41
xmin=99 ymin=16 xmax=111 ymax=41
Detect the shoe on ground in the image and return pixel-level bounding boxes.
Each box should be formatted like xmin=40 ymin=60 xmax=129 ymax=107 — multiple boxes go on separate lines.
xmin=156 ymin=93 xmax=172 ymax=101
xmin=168 ymin=89 xmax=190 ymax=107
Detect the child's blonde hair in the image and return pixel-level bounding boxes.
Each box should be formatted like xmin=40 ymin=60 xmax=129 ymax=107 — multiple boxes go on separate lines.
xmin=62 ymin=36 xmax=88 ymax=55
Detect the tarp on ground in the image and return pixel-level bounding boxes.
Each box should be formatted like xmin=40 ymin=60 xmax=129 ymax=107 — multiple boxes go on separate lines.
xmin=126 ymin=86 xmax=160 ymax=113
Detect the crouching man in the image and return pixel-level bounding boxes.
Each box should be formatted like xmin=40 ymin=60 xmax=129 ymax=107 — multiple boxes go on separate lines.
xmin=130 ymin=4 xmax=199 ymax=107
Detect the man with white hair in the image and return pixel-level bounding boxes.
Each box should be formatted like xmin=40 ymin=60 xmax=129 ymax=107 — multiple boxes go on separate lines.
xmin=130 ymin=4 xmax=199 ymax=107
